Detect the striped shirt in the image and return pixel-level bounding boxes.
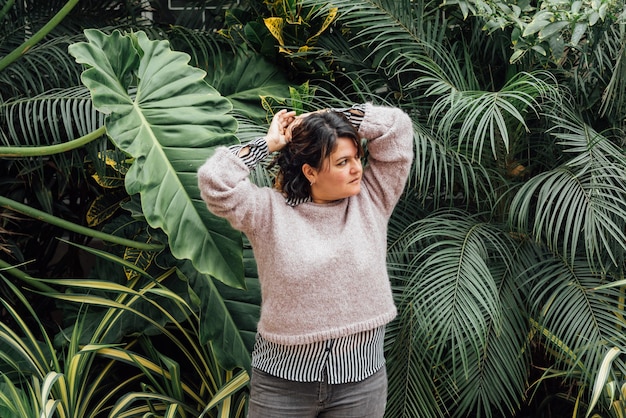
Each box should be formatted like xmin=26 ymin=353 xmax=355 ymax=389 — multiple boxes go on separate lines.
xmin=251 ymin=326 xmax=386 ymax=383
xmin=229 ymin=104 xmax=384 ymax=384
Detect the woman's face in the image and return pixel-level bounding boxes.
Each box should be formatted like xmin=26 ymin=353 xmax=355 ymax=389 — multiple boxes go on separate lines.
xmin=303 ymin=137 xmax=363 ymax=204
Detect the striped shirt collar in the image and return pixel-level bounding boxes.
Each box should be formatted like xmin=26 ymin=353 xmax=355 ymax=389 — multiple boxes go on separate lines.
xmin=285 ymin=195 xmax=312 ymax=207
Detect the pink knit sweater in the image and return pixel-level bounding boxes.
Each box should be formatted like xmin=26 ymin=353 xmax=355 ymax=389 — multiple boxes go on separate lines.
xmin=198 ymin=104 xmax=414 ymax=346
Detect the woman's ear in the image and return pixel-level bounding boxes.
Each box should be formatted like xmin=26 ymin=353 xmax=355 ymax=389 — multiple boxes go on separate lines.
xmin=302 ymin=164 xmax=317 ymax=185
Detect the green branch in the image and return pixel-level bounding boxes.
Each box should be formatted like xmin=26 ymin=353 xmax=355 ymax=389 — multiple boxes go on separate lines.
xmin=0 ymin=258 xmax=57 ymax=293
xmin=0 ymin=0 xmax=15 ymax=22
xmin=0 ymin=0 xmax=80 ymax=72
xmin=0 ymin=126 xmax=107 ymax=157
xmin=0 ymin=195 xmax=165 ymax=251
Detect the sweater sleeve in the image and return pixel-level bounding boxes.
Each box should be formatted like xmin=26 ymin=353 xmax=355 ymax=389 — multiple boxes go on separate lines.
xmin=197 ymin=146 xmax=274 ymax=235
xmin=358 ymin=103 xmax=414 ymax=216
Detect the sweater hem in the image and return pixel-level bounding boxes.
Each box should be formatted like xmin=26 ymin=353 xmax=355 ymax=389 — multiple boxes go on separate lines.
xmin=257 ymin=309 xmax=397 ymax=346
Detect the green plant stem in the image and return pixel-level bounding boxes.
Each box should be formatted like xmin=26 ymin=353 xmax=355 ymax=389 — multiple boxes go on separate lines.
xmin=0 ymin=0 xmax=80 ymax=72
xmin=0 ymin=126 xmax=107 ymax=157
xmin=0 ymin=0 xmax=15 ymax=22
xmin=0 ymin=258 xmax=57 ymax=293
xmin=0 ymin=195 xmax=164 ymax=251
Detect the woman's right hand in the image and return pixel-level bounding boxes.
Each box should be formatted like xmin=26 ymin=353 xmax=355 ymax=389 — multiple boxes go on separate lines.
xmin=265 ymin=109 xmax=296 ymax=153
xmin=281 ymin=109 xmax=329 ymax=147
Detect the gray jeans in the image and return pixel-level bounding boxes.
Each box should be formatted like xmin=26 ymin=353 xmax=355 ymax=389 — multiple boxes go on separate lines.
xmin=247 ymin=365 xmax=387 ymax=418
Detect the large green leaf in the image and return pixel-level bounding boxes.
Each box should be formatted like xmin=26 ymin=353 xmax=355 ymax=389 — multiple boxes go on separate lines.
xmin=207 ymin=49 xmax=291 ymax=121
xmin=184 ymin=261 xmax=257 ymax=371
xmin=68 ymin=29 xmax=244 ymax=289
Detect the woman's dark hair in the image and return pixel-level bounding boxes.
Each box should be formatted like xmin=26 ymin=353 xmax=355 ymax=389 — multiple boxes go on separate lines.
xmin=272 ymin=110 xmax=362 ymax=200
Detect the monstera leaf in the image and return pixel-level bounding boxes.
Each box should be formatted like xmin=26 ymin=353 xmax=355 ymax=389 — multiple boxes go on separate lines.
xmin=69 ymin=29 xmax=244 ymax=289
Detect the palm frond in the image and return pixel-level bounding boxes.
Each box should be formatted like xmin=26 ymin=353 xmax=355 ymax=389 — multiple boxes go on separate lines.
xmin=421 ymin=71 xmax=559 ymax=163
xmin=442 ymin=241 xmax=533 ymax=417
xmin=392 ymin=210 xmax=515 ymax=377
xmin=305 ymin=0 xmax=445 ymax=81
xmin=1 ymin=86 xmax=103 ymax=146
xmin=318 ymin=0 xmax=421 ymax=55
xmin=526 ymin=254 xmax=626 ymax=393
xmin=597 ymin=23 xmax=626 ymax=124
xmin=510 ymin=107 xmax=626 ymax=269
xmin=0 ymin=35 xmax=85 ymax=99
xmin=384 ymin=290 xmax=446 ymax=418
xmin=388 ymin=209 xmax=532 ymax=416
xmin=0 ymin=0 xmax=159 ymax=101
xmin=0 ymin=85 xmax=107 ymax=184
xmin=410 ymin=120 xmax=499 ymax=212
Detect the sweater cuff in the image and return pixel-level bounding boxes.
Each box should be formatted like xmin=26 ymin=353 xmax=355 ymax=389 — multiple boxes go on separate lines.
xmin=228 ymin=137 xmax=269 ymax=169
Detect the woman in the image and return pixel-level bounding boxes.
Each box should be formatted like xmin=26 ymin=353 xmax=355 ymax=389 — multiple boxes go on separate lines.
xmin=198 ymin=103 xmax=414 ymax=417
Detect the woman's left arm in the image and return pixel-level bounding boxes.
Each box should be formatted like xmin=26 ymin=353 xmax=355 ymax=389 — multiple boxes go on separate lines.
xmin=356 ymin=103 xmax=414 ymax=215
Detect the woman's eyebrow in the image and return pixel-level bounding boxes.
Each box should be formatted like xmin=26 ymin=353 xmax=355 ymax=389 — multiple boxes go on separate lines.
xmin=333 ymin=152 xmax=358 ymax=163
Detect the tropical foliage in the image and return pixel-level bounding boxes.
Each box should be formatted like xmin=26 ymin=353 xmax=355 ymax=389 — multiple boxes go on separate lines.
xmin=1 ymin=0 xmax=626 ymax=417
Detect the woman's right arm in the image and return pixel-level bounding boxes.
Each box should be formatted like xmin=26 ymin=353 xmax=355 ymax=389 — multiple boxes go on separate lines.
xmin=197 ymin=146 xmax=263 ymax=233
xmin=197 ymin=110 xmax=295 ymax=232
